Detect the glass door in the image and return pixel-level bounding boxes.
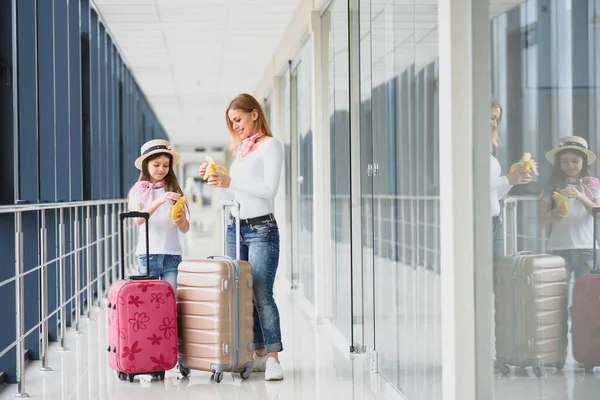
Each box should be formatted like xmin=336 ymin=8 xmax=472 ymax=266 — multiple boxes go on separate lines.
xmin=291 ymin=40 xmax=315 ymax=304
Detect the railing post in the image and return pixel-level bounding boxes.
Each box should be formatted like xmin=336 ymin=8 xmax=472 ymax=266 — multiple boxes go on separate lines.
xmin=15 ymin=212 xmax=29 ymax=398
xmin=58 ymin=209 xmax=69 ymax=350
xmin=111 ymin=204 xmax=117 ymax=282
xmin=96 ymin=204 xmax=103 ymax=306
xmin=39 ymin=210 xmax=51 ymax=371
xmin=85 ymin=206 xmax=92 ymax=319
xmin=73 ymin=210 xmax=81 ymax=333
xmin=104 ymin=207 xmax=110 ymax=291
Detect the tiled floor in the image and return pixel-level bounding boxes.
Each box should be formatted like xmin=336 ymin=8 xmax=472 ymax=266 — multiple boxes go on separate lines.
xmin=0 ymin=277 xmax=396 ymax=400
xmin=2 ymin=211 xmax=600 ymax=399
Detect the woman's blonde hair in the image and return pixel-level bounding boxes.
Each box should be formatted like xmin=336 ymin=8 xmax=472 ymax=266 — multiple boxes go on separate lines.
xmin=225 ymin=93 xmax=273 ymax=151
xmin=491 ymin=97 xmax=503 ymax=147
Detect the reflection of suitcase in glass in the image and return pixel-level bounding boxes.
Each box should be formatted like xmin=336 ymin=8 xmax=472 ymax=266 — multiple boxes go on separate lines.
xmin=177 ymin=201 xmax=254 ymax=383
xmin=107 ymin=212 xmax=178 ymax=382
xmin=494 ymin=252 xmax=568 ymax=376
xmin=571 ymin=207 xmax=600 ymax=373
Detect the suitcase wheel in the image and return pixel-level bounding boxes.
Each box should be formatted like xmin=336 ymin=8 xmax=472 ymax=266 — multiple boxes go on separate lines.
xmin=213 ymin=372 xmax=223 ymax=383
xmin=117 ymin=371 xmax=127 ymax=381
xmin=240 ymin=367 xmax=251 ymax=380
xmin=499 ymin=364 xmax=510 ymax=376
xmin=532 ymin=366 xmax=543 ymax=377
xmin=179 ymin=366 xmax=191 ymax=378
xmin=151 ymin=371 xmax=166 ymax=381
xmin=128 ymin=374 xmax=135 ymax=383
xmin=555 ymin=362 xmax=564 ymax=372
xmin=585 ymin=365 xmax=595 ymax=373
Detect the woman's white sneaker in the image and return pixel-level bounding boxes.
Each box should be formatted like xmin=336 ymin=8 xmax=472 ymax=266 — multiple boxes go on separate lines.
xmin=253 ymin=353 xmax=267 ymax=372
xmin=265 ymin=357 xmax=283 ymax=381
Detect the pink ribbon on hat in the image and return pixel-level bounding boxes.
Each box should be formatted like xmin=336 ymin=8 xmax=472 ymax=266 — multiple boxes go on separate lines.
xmin=132 ymin=180 xmax=166 ymax=205
xmin=239 ymin=132 xmax=265 ymax=158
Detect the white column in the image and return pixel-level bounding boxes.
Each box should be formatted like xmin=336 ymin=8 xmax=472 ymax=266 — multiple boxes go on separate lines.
xmin=309 ymin=9 xmax=333 ymax=322
xmin=438 ymin=0 xmax=493 ymax=399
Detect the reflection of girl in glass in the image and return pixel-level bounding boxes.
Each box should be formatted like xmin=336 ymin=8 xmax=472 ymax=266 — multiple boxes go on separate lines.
xmin=541 ymin=136 xmax=600 ymax=312
xmin=490 ymin=98 xmax=532 ymax=261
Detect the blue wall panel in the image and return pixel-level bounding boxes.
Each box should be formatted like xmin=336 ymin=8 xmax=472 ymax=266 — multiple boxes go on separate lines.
xmin=20 ymin=0 xmax=41 ymax=362
xmin=99 ymin=25 xmax=107 ymax=200
xmin=37 ymin=0 xmax=58 ymax=344
xmin=69 ymin=0 xmax=82 ymax=202
xmin=0 ymin=0 xmax=17 ymax=381
xmin=90 ymin=11 xmax=99 ymax=200
xmin=54 ymin=0 xmax=72 ymax=327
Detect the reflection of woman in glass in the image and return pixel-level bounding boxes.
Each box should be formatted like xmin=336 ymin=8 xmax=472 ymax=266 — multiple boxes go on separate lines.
xmin=490 ymin=98 xmax=532 ymax=261
xmin=541 ymin=137 xmax=600 ymax=314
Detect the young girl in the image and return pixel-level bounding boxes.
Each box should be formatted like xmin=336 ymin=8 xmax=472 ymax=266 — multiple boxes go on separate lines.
xmin=128 ymin=139 xmax=190 ymax=291
xmin=541 ymin=136 xmax=600 ymax=311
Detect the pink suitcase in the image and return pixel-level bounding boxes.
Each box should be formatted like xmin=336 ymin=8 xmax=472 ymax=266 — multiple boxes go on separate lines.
xmin=107 ymin=211 xmax=178 ymax=382
xmin=571 ymin=206 xmax=600 ymax=373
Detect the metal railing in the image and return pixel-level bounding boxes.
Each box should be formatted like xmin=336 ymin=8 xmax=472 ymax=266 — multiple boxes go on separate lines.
xmin=502 ymin=195 xmax=548 ymax=256
xmin=0 ymin=199 xmax=136 ymax=397
xmin=330 ymin=194 xmax=441 ymax=273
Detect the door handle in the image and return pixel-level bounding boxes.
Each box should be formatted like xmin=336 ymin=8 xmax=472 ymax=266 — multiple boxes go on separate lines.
xmin=297 ymin=176 xmax=304 ymax=184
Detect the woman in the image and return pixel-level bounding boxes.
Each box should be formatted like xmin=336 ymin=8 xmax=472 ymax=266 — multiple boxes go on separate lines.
xmin=200 ymin=93 xmax=284 ymax=381
xmin=490 ymin=98 xmax=533 ymax=261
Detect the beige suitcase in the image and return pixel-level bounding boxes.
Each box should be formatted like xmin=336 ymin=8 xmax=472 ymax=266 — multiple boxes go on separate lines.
xmin=494 ymin=252 xmax=568 ymax=377
xmin=177 ymin=202 xmax=254 ymax=383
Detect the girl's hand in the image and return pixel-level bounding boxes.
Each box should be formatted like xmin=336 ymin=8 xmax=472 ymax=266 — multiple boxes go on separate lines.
xmin=198 ymin=162 xmax=208 ymax=178
xmin=507 ymin=168 xmax=531 ymax=186
xmin=163 ymin=191 xmax=181 ymax=204
xmin=550 ymin=208 xmax=566 ymax=222
xmin=173 ymin=211 xmax=187 ymax=226
xmin=560 ymin=187 xmax=582 ymax=200
xmin=207 ymin=172 xmax=231 ymax=188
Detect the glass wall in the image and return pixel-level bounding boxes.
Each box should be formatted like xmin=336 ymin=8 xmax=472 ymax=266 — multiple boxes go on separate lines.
xmin=484 ymin=0 xmax=600 ymax=398
xmin=322 ymin=0 xmax=352 ymax=340
xmin=356 ymin=0 xmax=442 ymax=398
xmin=278 ymin=72 xmax=294 ymax=283
xmin=293 ymin=41 xmax=315 ymax=304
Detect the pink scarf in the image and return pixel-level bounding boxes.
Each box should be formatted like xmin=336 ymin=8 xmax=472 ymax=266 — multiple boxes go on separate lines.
xmin=580 ymin=177 xmax=600 ymax=199
xmin=132 ymin=180 xmax=165 ymax=205
xmin=239 ymin=132 xmax=265 ymax=158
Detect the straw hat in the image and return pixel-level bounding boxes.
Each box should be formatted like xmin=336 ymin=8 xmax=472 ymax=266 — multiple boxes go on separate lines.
xmin=545 ymin=136 xmax=596 ymax=164
xmin=134 ymin=139 xmax=181 ymax=170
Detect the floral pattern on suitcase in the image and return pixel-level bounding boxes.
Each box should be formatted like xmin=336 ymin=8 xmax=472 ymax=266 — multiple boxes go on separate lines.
xmin=107 ymin=279 xmax=177 ymax=379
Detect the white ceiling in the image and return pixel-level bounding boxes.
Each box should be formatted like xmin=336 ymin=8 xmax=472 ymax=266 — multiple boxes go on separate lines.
xmin=94 ymin=0 xmax=525 ymax=148
xmin=93 ymin=0 xmax=301 ymax=148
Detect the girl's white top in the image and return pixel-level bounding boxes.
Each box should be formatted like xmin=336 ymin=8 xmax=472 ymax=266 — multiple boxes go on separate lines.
xmin=544 ymin=183 xmax=600 ymax=251
xmin=128 ymin=187 xmax=182 ymax=255
xmin=222 ymin=137 xmax=284 ymax=219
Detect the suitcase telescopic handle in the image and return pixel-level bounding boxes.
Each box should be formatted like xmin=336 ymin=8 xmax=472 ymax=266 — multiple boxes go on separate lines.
xmin=502 ymin=198 xmax=518 ymax=256
xmin=593 ymin=207 xmax=600 ymax=271
xmin=119 ymin=212 xmax=154 ymax=280
xmin=221 ymin=201 xmax=241 ymax=260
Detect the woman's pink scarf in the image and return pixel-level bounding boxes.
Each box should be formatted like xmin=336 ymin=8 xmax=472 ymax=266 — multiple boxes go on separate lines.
xmin=132 ymin=180 xmax=165 ymax=205
xmin=579 ymin=177 xmax=600 ymax=199
xmin=240 ymin=132 xmax=264 ymax=158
